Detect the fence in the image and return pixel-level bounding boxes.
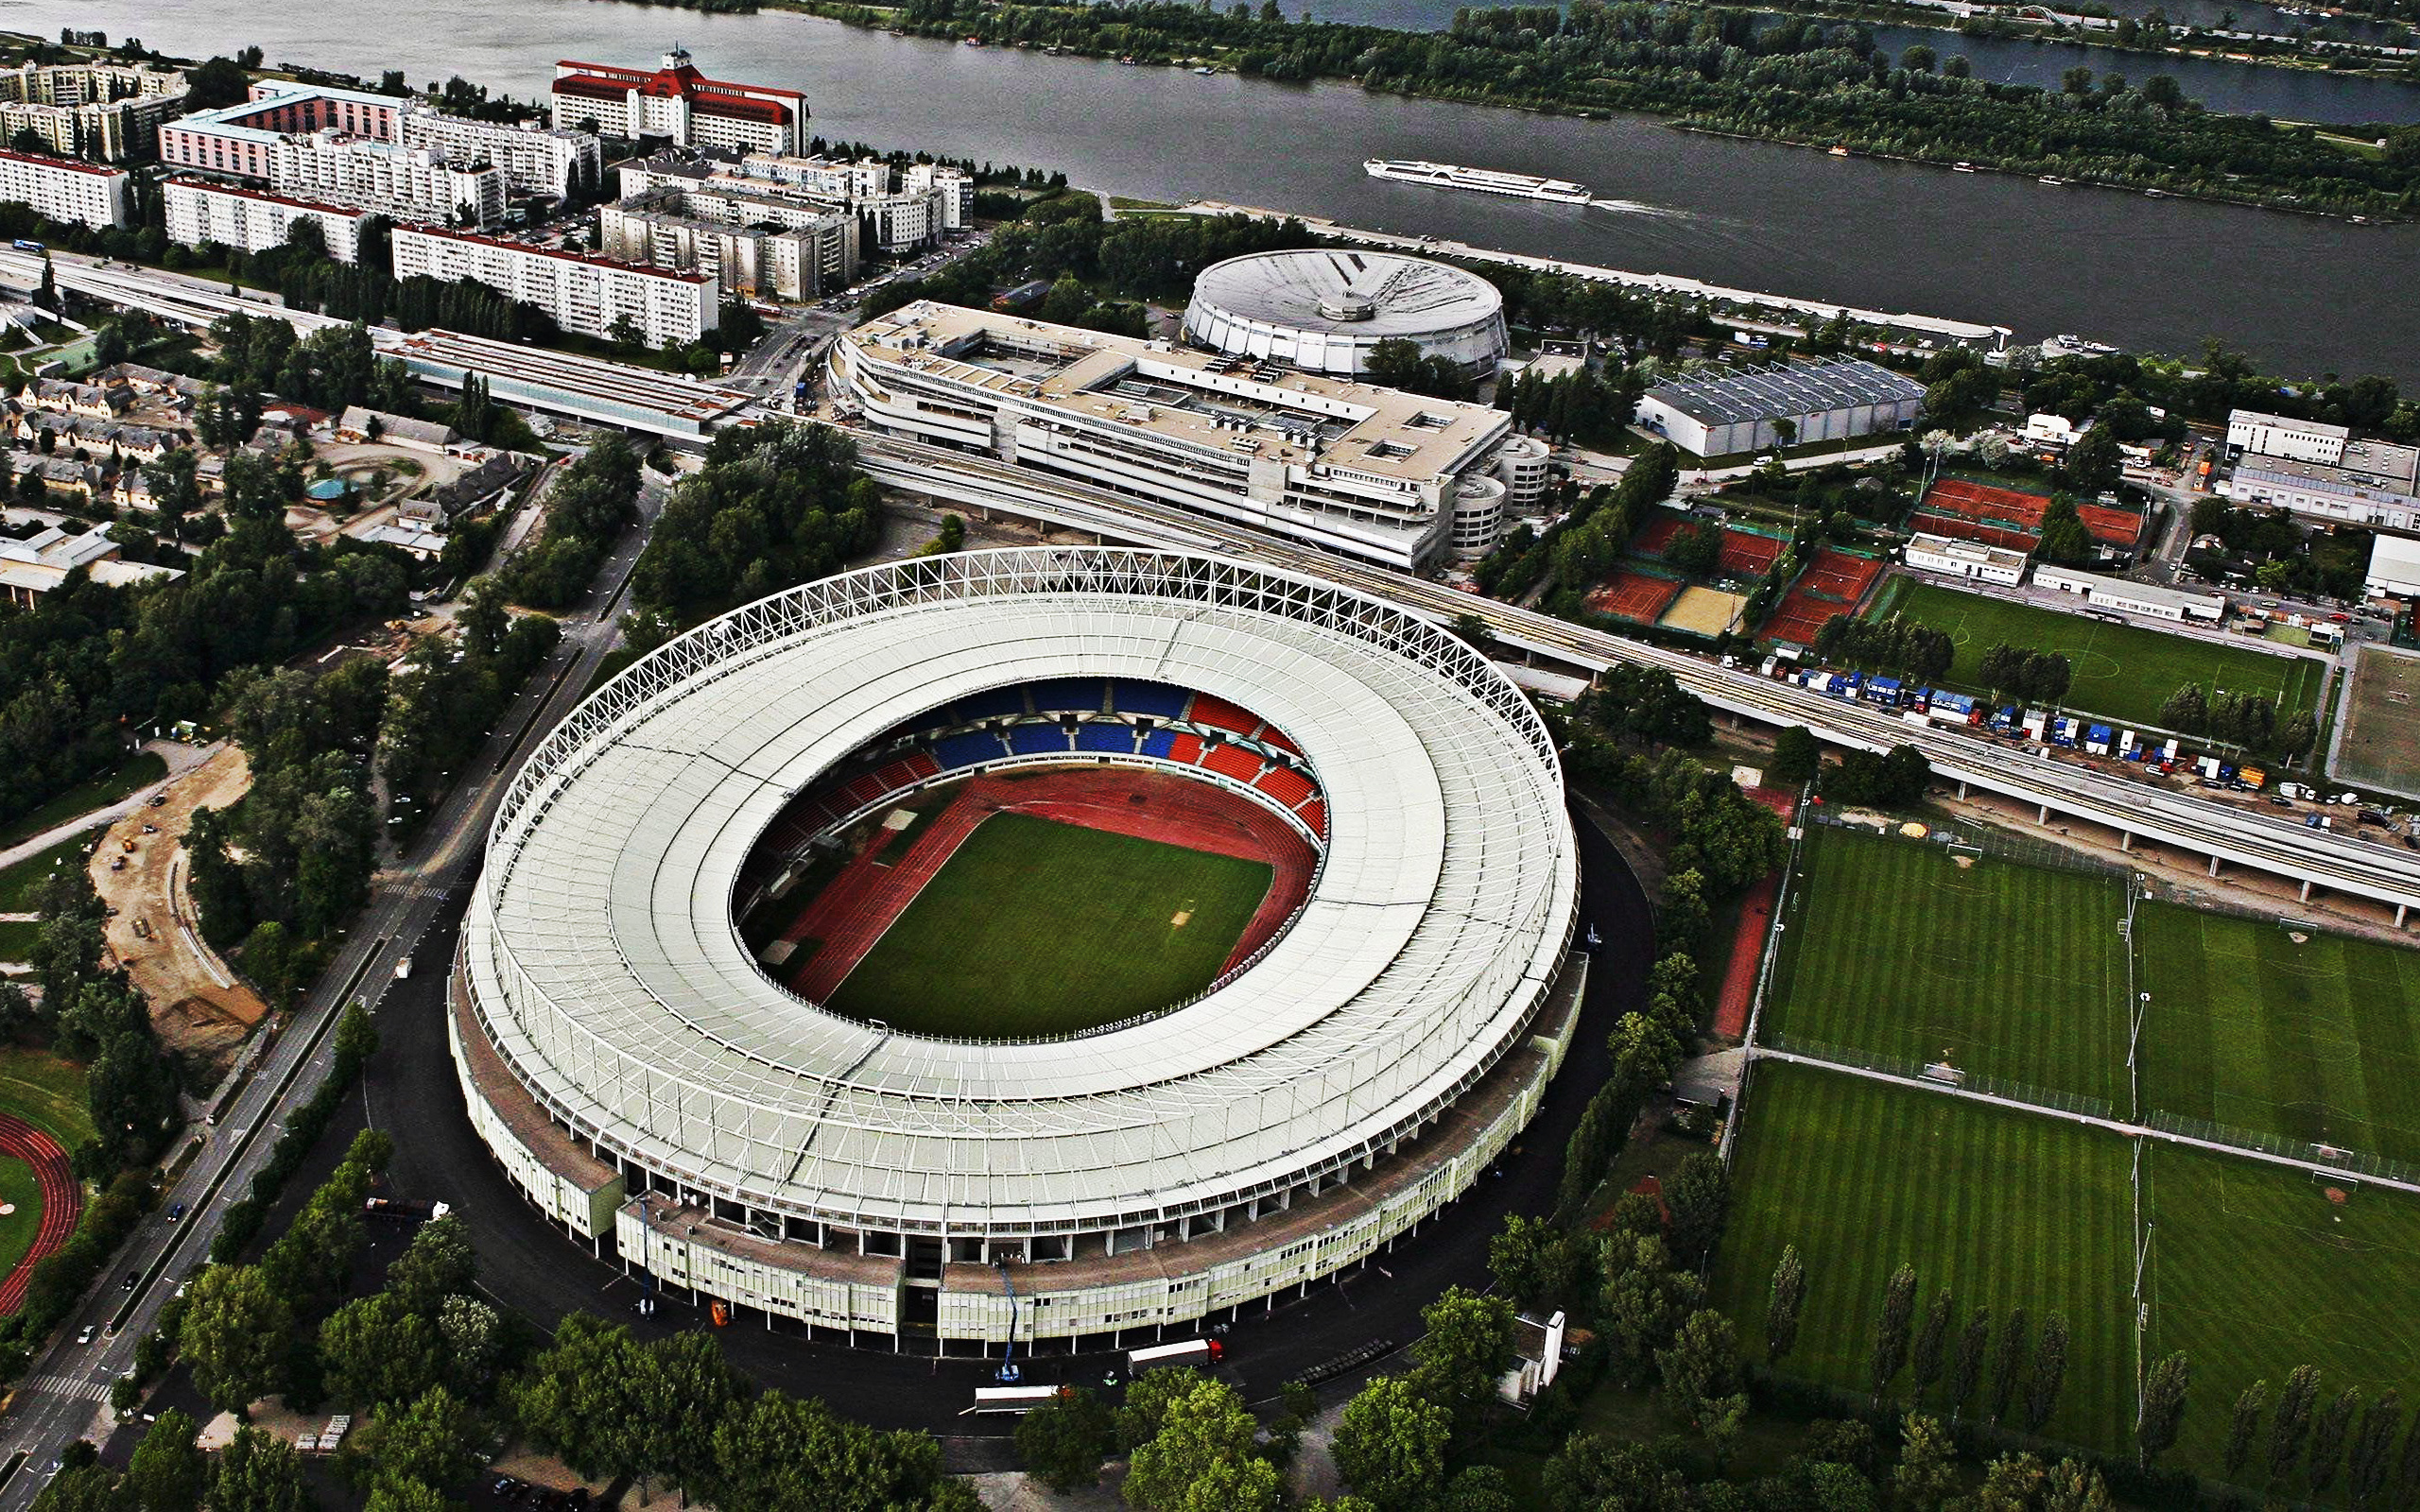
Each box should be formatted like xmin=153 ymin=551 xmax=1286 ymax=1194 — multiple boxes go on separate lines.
xmin=1803 ymin=807 xmax=2136 ymax=882
xmin=2141 ymin=1111 xmax=2420 ymax=1190
xmin=1761 ymin=1033 xmax=2118 ymax=1122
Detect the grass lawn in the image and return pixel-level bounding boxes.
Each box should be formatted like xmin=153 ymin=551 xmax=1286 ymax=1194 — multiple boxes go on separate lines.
xmin=0 ymin=752 xmax=167 ymax=850
xmin=0 ymin=1156 xmax=42 ymax=1285
xmin=1714 ymin=1063 xmax=2135 ymax=1453
xmin=1763 ymin=826 xmax=2131 ymax=1106
xmin=825 ymin=812 xmax=1270 ymax=1039
xmin=0 ymin=827 xmax=103 ymax=915
xmin=1865 ymin=578 xmax=2325 ymax=730
xmin=2334 ymin=645 xmax=2420 ymax=797
xmin=2135 ymin=903 xmax=2420 ymax=1165
xmin=2148 ymin=1146 xmax=2420 ymax=1486
xmin=0 ymin=1045 xmax=94 ymax=1150
xmin=0 ymin=921 xmax=38 ymax=961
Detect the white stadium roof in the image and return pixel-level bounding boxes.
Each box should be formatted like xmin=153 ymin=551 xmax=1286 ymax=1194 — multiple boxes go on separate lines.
xmin=1188 ymin=249 xmax=1503 ymax=338
xmin=465 ymin=549 xmax=1575 ymax=1238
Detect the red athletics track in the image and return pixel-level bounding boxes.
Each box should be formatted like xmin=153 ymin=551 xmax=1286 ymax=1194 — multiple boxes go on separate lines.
xmin=1711 ymin=785 xmax=1799 ymax=1041
xmin=780 ymin=767 xmax=1318 ymax=1005
xmin=0 ymin=1111 xmax=78 ymax=1316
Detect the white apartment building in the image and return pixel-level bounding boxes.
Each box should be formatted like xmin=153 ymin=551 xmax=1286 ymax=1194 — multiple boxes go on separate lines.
xmin=0 ymin=147 xmax=130 ymax=230
xmin=275 ymin=132 xmax=503 ymax=228
xmin=0 ymin=61 xmax=184 ymax=163
xmin=551 ymin=49 xmax=804 ymax=156
xmin=399 ymin=111 xmax=602 ymax=198
xmin=622 ymin=150 xmax=970 ymax=256
xmin=2226 ymin=408 xmax=2348 ymax=467
xmin=1906 ymin=531 xmax=2026 ymax=586
xmin=391 ymin=226 xmax=717 ymax=348
xmin=832 ymin=301 xmax=1515 ymax=570
xmin=597 ymin=184 xmax=857 ymax=300
xmin=164 ymin=179 xmax=365 ymax=263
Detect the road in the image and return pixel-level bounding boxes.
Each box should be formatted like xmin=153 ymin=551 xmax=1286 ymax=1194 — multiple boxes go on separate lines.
xmin=0 ymin=479 xmax=665 ymax=1508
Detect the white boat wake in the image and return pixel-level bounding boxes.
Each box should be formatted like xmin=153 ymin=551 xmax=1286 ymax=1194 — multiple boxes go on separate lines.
xmin=1587 ymin=197 xmax=1690 ymax=219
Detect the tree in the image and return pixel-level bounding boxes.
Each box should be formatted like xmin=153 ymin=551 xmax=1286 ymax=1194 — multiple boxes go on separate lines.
xmin=1488 ymin=1214 xmax=1587 ymax=1314
xmin=2159 ymin=682 xmax=2207 ymax=734
xmin=2137 ymin=1352 xmax=2190 ymax=1467
xmin=700 ymin=1388 xmax=954 ymax=1512
xmin=1333 ymin=1376 xmax=1451 ymax=1509
xmin=385 ymin=1212 xmax=475 ymax=1315
xmin=1869 ymin=1263 xmax=1917 ymax=1401
xmin=1894 ymin=1414 xmax=1959 ymax=1512
xmin=1767 ymin=1246 xmax=1806 ymax=1363
xmin=2345 ymin=1391 xmax=2400 ymax=1508
xmin=2272 ymin=1365 xmax=2323 ymax=1486
xmin=1878 ymin=1278 xmax=1939 ymax=1403
xmin=1409 ymin=1286 xmax=1516 ymax=1435
xmin=319 ymin=1293 xmax=443 ymax=1409
xmin=635 ymin=1329 xmax=746 ymax=1503
xmin=362 ymin=1384 xmax=483 ymax=1500
xmin=1665 ymin=1152 xmax=1729 ymax=1271
xmin=1769 ymin=726 xmax=1820 ymax=787
xmin=2223 ymin=1380 xmax=2266 ymax=1480
xmin=208 ymin=1426 xmax=307 ymax=1512
xmin=181 ymin=1264 xmax=294 ymax=1415
xmin=2024 ymin=1314 xmax=2069 ymax=1433
xmin=1124 ymin=1376 xmax=1272 ymax=1512
xmin=1989 ymin=1308 xmax=2030 ymax=1424
xmin=1656 ymin=1309 xmax=1741 ymax=1438
xmin=1948 ymin=1307 xmax=1991 ymax=1418
xmin=1015 ymin=1388 xmax=1115 ymax=1493
xmin=121 ymin=1409 xmax=206 ymax=1512
xmin=2312 ymin=1386 xmax=2363 ymax=1494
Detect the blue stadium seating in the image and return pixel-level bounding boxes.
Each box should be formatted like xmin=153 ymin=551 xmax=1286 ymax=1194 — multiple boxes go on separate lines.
xmin=1136 ymin=729 xmax=1178 ymax=759
xmin=1076 ymin=723 xmax=1136 ymax=755
xmin=1109 ymin=680 xmax=1190 ymax=719
xmin=885 ymin=704 xmax=957 ymax=741
xmin=1024 ymin=679 xmax=1108 ymax=715
xmin=935 ymin=731 xmax=1007 ymax=769
xmin=1008 ymin=725 xmax=1072 ymax=756
xmin=954 ymin=686 xmax=1029 ymax=722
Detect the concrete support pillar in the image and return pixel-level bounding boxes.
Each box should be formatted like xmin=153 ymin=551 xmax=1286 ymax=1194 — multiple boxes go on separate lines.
xmin=2119 ymin=833 xmax=2133 ymax=852
xmin=1958 ymin=780 xmax=1969 ymax=799
xmin=2208 ymin=854 xmax=2221 ymax=877
xmin=2301 ymin=878 xmax=2313 ymax=902
xmin=2039 ymin=803 xmax=2051 ymax=825
xmin=2397 ymin=903 xmax=2408 ymax=929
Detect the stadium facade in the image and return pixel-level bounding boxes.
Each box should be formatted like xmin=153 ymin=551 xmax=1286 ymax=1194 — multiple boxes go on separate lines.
xmin=454 ymin=549 xmax=1582 ymax=1351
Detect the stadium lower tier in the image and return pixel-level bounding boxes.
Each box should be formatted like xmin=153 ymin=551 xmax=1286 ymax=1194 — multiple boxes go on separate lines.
xmin=450 ymin=954 xmax=1586 ymax=1349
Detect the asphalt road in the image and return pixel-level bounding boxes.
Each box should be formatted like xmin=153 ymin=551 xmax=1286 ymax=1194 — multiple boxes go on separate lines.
xmin=0 ymin=482 xmax=665 ymax=1508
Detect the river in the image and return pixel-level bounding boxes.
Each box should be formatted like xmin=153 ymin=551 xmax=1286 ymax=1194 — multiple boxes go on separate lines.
xmin=5 ymin=0 xmax=2414 ymax=383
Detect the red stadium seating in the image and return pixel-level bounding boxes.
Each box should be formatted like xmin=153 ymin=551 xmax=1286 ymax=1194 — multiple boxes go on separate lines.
xmin=1186 ymin=694 xmax=1261 ymax=737
xmin=1203 ymin=743 xmax=1265 ymax=783
xmin=1254 ymin=765 xmax=1316 ymax=809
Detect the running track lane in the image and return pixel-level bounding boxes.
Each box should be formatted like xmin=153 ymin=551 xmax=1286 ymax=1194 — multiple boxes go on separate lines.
xmin=1712 ymin=786 xmax=1799 ymax=1041
xmin=0 ymin=1111 xmax=78 ymax=1316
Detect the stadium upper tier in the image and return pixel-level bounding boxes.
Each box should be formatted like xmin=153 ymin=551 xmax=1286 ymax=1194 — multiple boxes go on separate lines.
xmin=465 ymin=550 xmax=1578 ymax=1241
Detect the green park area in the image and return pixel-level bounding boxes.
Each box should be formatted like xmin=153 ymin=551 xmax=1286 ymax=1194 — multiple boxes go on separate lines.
xmin=0 ymin=751 xmax=167 ymax=850
xmin=1864 ymin=578 xmax=2325 ymax=730
xmin=825 ymin=813 xmax=1270 ymax=1040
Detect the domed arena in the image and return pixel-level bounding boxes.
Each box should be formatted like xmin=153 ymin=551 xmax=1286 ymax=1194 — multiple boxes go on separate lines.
xmin=452 ymin=548 xmax=1582 ymax=1351
xmin=1182 ymin=248 xmax=1510 ymax=379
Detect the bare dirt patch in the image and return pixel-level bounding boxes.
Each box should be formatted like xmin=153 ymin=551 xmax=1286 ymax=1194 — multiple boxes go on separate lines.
xmin=90 ymin=746 xmax=264 ymax=1064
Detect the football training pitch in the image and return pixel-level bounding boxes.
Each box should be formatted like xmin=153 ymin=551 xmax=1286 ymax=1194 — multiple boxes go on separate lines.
xmin=1762 ymin=826 xmax=2130 ymax=1106
xmin=2335 ymin=644 xmax=2420 ymax=797
xmin=1720 ymin=1065 xmax=2420 ymax=1480
xmin=1865 ymin=579 xmax=2326 ymax=730
xmin=824 ymin=812 xmax=1272 ymax=1039
xmin=1716 ymin=1063 xmax=2135 ymax=1452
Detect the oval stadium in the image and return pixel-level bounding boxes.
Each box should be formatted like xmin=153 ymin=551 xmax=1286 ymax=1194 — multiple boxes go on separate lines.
xmin=452 ymin=548 xmax=1582 ymax=1352
xmin=1182 ymin=249 xmax=1510 ymax=380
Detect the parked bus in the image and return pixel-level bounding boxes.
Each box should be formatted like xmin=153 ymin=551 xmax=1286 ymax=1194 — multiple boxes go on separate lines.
xmin=968 ymin=1385 xmax=1067 ymax=1416
xmin=1127 ymin=1338 xmax=1223 ymax=1375
xmin=10 ymin=239 xmax=43 ymax=253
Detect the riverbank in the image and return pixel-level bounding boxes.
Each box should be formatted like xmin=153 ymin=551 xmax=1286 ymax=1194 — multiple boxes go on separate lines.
xmin=770 ymin=0 xmax=2418 ymax=220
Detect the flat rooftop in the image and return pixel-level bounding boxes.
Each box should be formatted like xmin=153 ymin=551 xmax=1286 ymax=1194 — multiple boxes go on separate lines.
xmin=850 ymin=301 xmax=1506 ymax=484
xmin=1646 ymin=355 xmax=1924 ymax=426
xmin=2234 ymin=454 xmax=2420 ymax=504
xmin=2230 ymin=408 xmax=2350 ymax=441
xmin=1909 ymin=531 xmax=2026 ymax=572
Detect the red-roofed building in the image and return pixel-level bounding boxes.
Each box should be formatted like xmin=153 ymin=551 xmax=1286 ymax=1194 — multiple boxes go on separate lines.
xmin=552 ymin=47 xmax=804 ymax=155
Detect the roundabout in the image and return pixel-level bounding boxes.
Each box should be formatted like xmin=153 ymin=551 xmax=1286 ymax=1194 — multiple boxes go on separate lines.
xmin=453 ymin=548 xmax=1582 ymax=1350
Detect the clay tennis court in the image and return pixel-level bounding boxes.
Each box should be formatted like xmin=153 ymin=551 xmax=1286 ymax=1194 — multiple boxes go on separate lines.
xmin=1759 ymin=549 xmax=1883 ymax=646
xmin=1718 ymin=528 xmax=1788 ymax=578
xmin=1631 ymin=512 xmax=1685 ymax=558
xmin=1660 ymin=585 xmax=1748 ymax=638
xmin=1921 ymin=479 xmax=2148 ymax=551
xmin=1586 ymin=567 xmax=1684 ymax=624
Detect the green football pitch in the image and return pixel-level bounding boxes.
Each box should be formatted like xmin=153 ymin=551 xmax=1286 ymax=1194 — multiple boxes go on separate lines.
xmin=1763 ymin=826 xmax=2130 ymax=1106
xmin=2135 ymin=902 xmax=2420 ymax=1165
xmin=1720 ymin=1063 xmax=2420 ymax=1484
xmin=1715 ymin=1063 xmax=2136 ymax=1453
xmin=1865 ymin=578 xmax=2326 ymax=730
xmin=823 ymin=812 xmax=1272 ymax=1040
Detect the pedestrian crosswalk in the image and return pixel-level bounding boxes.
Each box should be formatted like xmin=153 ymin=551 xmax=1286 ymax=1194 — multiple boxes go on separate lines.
xmin=384 ymin=881 xmax=450 ymax=902
xmin=24 ymin=1374 xmax=109 ymax=1403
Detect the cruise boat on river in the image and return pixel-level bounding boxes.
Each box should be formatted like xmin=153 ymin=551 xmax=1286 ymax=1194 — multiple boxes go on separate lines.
xmin=1362 ymin=159 xmax=1591 ymax=204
